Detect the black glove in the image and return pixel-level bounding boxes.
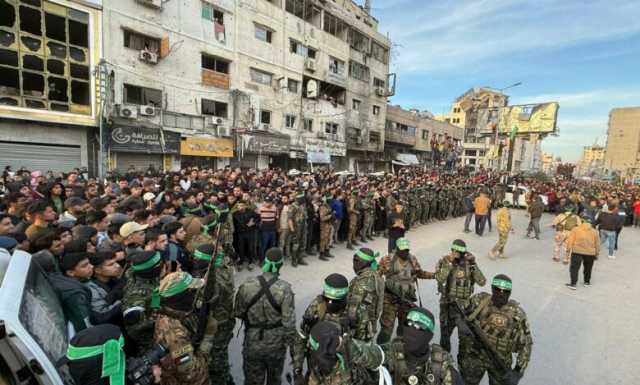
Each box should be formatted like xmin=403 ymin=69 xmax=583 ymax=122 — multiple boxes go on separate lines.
xmin=503 ymin=369 xmax=523 ymax=385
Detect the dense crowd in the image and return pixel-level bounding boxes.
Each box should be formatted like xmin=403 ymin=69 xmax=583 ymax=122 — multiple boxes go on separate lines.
xmin=0 ymin=163 xmax=639 ymax=385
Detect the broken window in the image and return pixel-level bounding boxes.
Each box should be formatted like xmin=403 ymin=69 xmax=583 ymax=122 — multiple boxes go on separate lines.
xmin=371 ymin=41 xmax=389 ymax=64
xmin=71 ymin=80 xmax=89 ymax=105
xmin=69 ymin=19 xmax=88 ymax=47
xmin=254 ymin=24 xmax=272 ymax=43
xmin=0 ymin=1 xmax=16 ymax=28
xmin=47 ymin=76 xmax=67 ymax=101
xmin=323 ymin=12 xmax=346 ymax=39
xmin=123 ymin=30 xmax=160 ymax=53
xmin=201 ymin=54 xmax=229 ymax=73
xmin=0 ymin=67 xmax=19 ymax=95
xmin=45 ymin=13 xmax=65 ymax=41
xmin=201 ymin=98 xmax=228 ymax=118
xmin=20 ymin=6 xmax=42 ymax=36
xmin=0 ymin=49 xmax=18 ymax=67
xmin=349 ymin=60 xmax=369 ymax=82
xmin=22 ymin=54 xmax=43 ymax=71
xmin=285 ymin=0 xmax=304 ymax=19
xmin=124 ymin=84 xmax=162 ymax=107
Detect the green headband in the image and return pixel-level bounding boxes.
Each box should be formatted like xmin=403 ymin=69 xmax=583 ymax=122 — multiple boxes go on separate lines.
xmin=451 ymin=244 xmax=466 ymax=253
xmin=66 ymin=336 xmax=125 ymax=385
xmin=131 ymin=252 xmax=161 ymax=271
xmin=406 ymin=310 xmax=435 ymax=332
xmin=396 ymin=238 xmax=410 ymax=250
xmin=183 ymin=204 xmax=202 ymax=214
xmin=151 ymin=273 xmax=195 ymax=309
xmin=193 ymin=250 xmax=223 ymax=267
xmin=296 ymin=192 xmax=305 ymax=198
xmin=323 ymin=284 xmax=349 ymax=300
xmin=262 ymin=257 xmax=284 ymax=273
xmin=355 ymin=250 xmax=379 ymax=271
xmin=492 ymin=278 xmax=513 ymax=290
xmin=201 ymin=220 xmax=218 ymax=234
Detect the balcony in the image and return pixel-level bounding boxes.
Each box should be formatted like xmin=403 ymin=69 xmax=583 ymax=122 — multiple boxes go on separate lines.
xmin=385 ymin=128 xmax=416 ymax=146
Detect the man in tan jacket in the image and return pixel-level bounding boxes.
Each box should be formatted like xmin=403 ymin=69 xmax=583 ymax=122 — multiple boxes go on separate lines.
xmin=565 ymin=218 xmax=600 ymax=290
xmin=474 ymin=191 xmax=492 ymax=236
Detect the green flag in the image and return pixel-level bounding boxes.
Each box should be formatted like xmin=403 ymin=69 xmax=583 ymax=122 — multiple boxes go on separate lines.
xmin=510 ymin=125 xmax=518 ymax=141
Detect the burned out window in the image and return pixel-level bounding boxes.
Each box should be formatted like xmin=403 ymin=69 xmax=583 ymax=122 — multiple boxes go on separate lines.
xmin=201 ymin=98 xmax=228 ymax=118
xmin=349 ymin=61 xmax=369 ymax=82
xmin=0 ymin=1 xmax=92 ymax=114
xmin=371 ymin=41 xmax=389 ymax=64
xmin=124 ymin=84 xmax=162 ymax=107
xmin=348 ymin=28 xmax=370 ymax=53
xmin=201 ymin=54 xmax=230 ymax=73
xmin=123 ymin=30 xmax=160 ymax=53
xmin=323 ymin=12 xmax=346 ymax=39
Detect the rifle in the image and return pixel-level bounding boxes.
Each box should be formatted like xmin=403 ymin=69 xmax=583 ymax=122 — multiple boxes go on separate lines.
xmin=194 ymin=221 xmax=222 ymax=348
xmin=452 ymin=301 xmax=522 ymax=385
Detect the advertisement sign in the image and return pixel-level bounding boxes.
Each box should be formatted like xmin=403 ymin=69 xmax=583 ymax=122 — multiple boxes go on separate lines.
xmin=180 ymin=137 xmax=234 ymax=157
xmin=110 ymin=126 xmax=180 ymax=154
xmin=307 ymin=151 xmax=331 ymax=164
xmin=498 ymin=102 xmax=559 ymax=135
xmin=305 ymin=138 xmax=347 ymax=156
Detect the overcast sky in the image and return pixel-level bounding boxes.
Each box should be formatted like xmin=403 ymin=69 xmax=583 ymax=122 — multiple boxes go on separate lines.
xmin=366 ymin=0 xmax=640 ymax=161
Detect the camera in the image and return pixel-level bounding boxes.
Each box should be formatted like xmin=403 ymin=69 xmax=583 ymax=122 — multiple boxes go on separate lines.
xmin=126 ymin=344 xmax=167 ymax=385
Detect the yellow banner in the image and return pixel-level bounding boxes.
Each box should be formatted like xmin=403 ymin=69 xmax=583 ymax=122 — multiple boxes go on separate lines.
xmin=180 ymin=137 xmax=234 ymax=157
xmin=499 ymin=102 xmax=559 ymax=135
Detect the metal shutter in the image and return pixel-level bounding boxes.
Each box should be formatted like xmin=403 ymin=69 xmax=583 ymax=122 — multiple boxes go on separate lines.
xmin=115 ymin=153 xmax=163 ymax=173
xmin=0 ymin=141 xmax=81 ymax=173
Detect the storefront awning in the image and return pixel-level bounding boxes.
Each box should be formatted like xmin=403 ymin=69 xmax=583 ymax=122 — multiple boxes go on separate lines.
xmin=395 ymin=153 xmax=419 ymax=165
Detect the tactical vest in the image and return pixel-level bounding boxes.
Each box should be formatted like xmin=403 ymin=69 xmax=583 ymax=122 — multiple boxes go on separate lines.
xmin=385 ymin=256 xmax=417 ymax=302
xmin=292 ymin=203 xmax=306 ymax=225
xmin=390 ymin=341 xmax=449 ymax=385
xmin=445 ymin=263 xmax=475 ymax=301
xmin=476 ymin=301 xmax=521 ymax=357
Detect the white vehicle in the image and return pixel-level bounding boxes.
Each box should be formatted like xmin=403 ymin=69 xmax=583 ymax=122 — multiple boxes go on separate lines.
xmin=504 ymin=185 xmax=548 ymax=208
xmin=0 ymin=249 xmax=70 ymax=385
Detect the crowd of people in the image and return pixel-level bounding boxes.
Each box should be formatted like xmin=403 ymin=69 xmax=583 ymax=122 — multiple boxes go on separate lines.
xmin=0 ymin=163 xmax=638 ymax=385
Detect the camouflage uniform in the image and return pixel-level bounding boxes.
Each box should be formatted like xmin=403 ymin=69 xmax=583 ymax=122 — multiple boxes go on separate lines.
xmin=419 ymin=188 xmax=429 ymax=224
xmin=122 ymin=268 xmax=159 ymax=351
xmin=429 ymin=190 xmax=438 ymax=222
xmin=307 ymin=336 xmax=383 ymax=385
xmin=319 ymin=201 xmax=334 ymax=257
xmin=382 ymin=338 xmax=455 ymax=385
xmin=551 ymin=212 xmax=581 ymax=263
xmin=346 ymin=269 xmax=384 ymax=341
xmin=347 ymin=194 xmax=360 ymax=248
xmin=293 ymin=295 xmax=350 ymax=375
xmin=234 ymin=272 xmax=296 ymax=385
xmin=289 ymin=200 xmax=308 ymax=265
xmin=434 ymin=255 xmax=486 ymax=351
xmin=378 ymin=252 xmax=434 ymax=343
xmin=361 ymin=195 xmax=374 ymax=241
xmin=385 ymin=194 xmax=398 ymax=234
xmin=408 ymin=190 xmax=418 ymax=227
xmin=154 ymin=273 xmax=210 ymax=385
xmin=191 ymin=254 xmax=236 ymax=385
xmin=458 ymin=293 xmax=533 ymax=385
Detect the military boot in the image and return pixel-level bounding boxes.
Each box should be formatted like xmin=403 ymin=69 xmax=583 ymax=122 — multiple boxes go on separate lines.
xmin=298 ymin=257 xmax=308 ymax=266
xmin=319 ymin=252 xmax=329 ymax=261
xmin=326 ymin=250 xmax=335 ymax=258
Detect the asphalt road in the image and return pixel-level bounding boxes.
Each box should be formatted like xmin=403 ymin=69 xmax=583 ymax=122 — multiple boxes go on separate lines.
xmin=227 ymin=210 xmax=640 ymax=385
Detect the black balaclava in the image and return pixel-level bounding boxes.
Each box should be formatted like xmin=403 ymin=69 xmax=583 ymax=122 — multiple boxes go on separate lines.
xmin=491 ymin=274 xmax=512 ymax=308
xmin=309 ymin=321 xmax=342 ymax=377
xmin=66 ymin=324 xmax=122 ymax=385
xmin=352 ymin=247 xmax=377 ymax=274
xmin=403 ymin=307 xmax=435 ymax=361
xmin=323 ymin=273 xmax=349 ymax=314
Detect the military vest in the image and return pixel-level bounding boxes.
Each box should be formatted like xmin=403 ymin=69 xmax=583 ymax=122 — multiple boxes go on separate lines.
xmin=385 ymin=256 xmax=417 ymax=302
xmin=476 ymin=300 xmax=522 ymax=357
xmin=291 ymin=203 xmax=306 ymax=226
xmin=445 ymin=263 xmax=475 ymax=301
xmin=389 ymin=340 xmax=449 ymax=385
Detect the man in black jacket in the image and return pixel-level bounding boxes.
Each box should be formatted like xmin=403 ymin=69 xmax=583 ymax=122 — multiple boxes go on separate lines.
xmin=233 ymin=201 xmax=260 ymax=271
xmin=526 ymin=195 xmax=545 ymax=240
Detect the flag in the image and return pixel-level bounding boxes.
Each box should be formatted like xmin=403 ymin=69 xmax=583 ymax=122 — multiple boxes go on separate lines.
xmin=510 ymin=125 xmax=518 ymax=141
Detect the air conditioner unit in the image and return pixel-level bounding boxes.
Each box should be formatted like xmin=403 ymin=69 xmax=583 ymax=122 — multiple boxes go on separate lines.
xmin=261 ymin=123 xmax=271 ymax=131
xmin=137 ymin=0 xmax=162 ymax=9
xmin=139 ymin=105 xmax=156 ymax=116
xmin=305 ymin=59 xmax=316 ymax=72
xmin=139 ymin=50 xmax=158 ymax=64
xmin=207 ymin=116 xmax=225 ymax=126
xmin=375 ymin=87 xmax=386 ymax=97
xmin=217 ymin=126 xmax=230 ymax=137
xmin=117 ymin=104 xmax=138 ymax=119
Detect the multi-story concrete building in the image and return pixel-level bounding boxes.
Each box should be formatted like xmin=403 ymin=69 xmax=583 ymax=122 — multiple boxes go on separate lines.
xmin=0 ymin=0 xmax=103 ymax=173
xmin=541 ymin=152 xmax=558 ymax=175
xmin=100 ymin=0 xmax=391 ymax=173
xmin=385 ymin=104 xmax=462 ymax=168
xmin=577 ymin=145 xmax=605 ymax=177
xmin=605 ymin=107 xmax=640 ymax=177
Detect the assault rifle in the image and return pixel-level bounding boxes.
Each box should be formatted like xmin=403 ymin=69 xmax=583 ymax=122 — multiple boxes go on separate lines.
xmin=452 ymin=301 xmax=523 ymax=385
xmin=193 ymin=221 xmax=222 ymax=348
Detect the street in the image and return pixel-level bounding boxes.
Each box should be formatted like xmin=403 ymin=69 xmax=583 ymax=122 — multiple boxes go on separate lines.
xmin=229 ymin=209 xmax=640 ymax=385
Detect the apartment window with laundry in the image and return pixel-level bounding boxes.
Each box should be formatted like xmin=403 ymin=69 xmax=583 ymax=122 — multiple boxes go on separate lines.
xmin=201 ymin=99 xmax=228 ymax=118
xmin=254 ymin=24 xmax=273 ymax=43
xmin=123 ymin=84 xmax=162 ymax=107
xmin=285 ymin=114 xmax=297 ymax=129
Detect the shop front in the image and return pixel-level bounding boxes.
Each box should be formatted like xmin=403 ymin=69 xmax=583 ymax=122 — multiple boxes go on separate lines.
xmin=236 ymin=130 xmax=291 ymax=170
xmin=180 ymin=136 xmax=234 ymax=170
xmin=305 ymin=138 xmax=347 ymax=170
xmin=109 ymin=125 xmax=180 ymax=173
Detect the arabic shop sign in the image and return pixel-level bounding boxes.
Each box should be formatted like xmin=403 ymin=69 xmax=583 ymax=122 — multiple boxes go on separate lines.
xmin=305 ymin=138 xmax=346 ymax=156
xmin=180 ymin=137 xmax=234 ymax=157
xmin=243 ymin=133 xmax=290 ymax=155
xmin=110 ymin=126 xmax=180 ymax=154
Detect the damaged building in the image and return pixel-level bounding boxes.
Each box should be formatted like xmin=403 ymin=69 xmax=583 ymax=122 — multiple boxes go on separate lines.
xmin=0 ymin=0 xmax=102 ymax=172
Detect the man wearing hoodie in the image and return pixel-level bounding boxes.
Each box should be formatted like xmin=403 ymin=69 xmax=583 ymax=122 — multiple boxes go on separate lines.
xmin=48 ymin=252 xmax=94 ymax=333
xmin=85 ymin=251 xmax=124 ymax=325
xmin=566 ymin=218 xmax=600 ymax=290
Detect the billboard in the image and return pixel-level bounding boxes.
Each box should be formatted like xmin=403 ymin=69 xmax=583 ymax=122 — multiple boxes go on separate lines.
xmin=498 ymin=102 xmax=559 ymax=135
